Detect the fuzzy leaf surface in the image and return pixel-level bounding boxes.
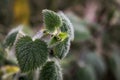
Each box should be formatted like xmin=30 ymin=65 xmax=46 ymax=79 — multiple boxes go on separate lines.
xmin=58 ymin=12 xmax=74 ymax=41
xmin=42 ymin=9 xmax=62 ymax=32
xmin=53 ymin=38 xmax=70 ymax=59
xmin=39 ymin=61 xmax=62 ymax=80
xmin=15 ymin=36 xmax=48 ymax=72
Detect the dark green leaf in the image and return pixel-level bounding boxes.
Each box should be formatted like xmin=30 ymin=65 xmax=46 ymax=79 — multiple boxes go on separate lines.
xmin=53 ymin=38 xmax=70 ymax=59
xmin=4 ymin=31 xmax=18 ymax=48
xmin=39 ymin=61 xmax=63 ymax=80
xmin=42 ymin=9 xmax=62 ymax=32
xmin=15 ymin=36 xmax=48 ymax=72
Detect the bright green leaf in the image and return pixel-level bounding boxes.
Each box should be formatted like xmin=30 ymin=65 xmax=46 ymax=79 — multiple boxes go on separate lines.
xmin=15 ymin=36 xmax=48 ymax=72
xmin=58 ymin=32 xmax=68 ymax=41
xmin=42 ymin=9 xmax=62 ymax=32
xmin=49 ymin=32 xmax=68 ymax=47
xmin=39 ymin=61 xmax=63 ymax=80
xmin=4 ymin=26 xmax=23 ymax=48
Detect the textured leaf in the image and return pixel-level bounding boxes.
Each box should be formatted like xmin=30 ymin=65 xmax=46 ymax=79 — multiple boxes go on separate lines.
xmin=58 ymin=12 xmax=74 ymax=41
xmin=39 ymin=61 xmax=63 ymax=80
xmin=53 ymin=38 xmax=70 ymax=59
xmin=4 ymin=31 xmax=18 ymax=48
xmin=15 ymin=36 xmax=48 ymax=72
xmin=42 ymin=9 xmax=62 ymax=32
xmin=4 ymin=26 xmax=23 ymax=48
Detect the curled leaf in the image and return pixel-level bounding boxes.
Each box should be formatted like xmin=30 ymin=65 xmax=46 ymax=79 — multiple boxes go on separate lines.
xmin=58 ymin=12 xmax=74 ymax=41
xmin=53 ymin=38 xmax=70 ymax=59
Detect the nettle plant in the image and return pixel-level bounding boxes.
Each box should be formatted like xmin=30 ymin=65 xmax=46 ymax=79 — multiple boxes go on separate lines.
xmin=4 ymin=9 xmax=74 ymax=80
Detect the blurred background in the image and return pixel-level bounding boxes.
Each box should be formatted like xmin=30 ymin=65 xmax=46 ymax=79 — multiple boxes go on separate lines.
xmin=1 ymin=0 xmax=120 ymax=80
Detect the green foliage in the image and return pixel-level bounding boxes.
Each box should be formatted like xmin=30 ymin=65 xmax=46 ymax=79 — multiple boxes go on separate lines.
xmin=76 ymin=64 xmax=96 ymax=80
xmin=42 ymin=9 xmax=62 ymax=32
xmin=59 ymin=12 xmax=74 ymax=41
xmin=15 ymin=36 xmax=49 ymax=72
xmin=2 ymin=9 xmax=74 ymax=80
xmin=39 ymin=61 xmax=62 ymax=80
xmin=4 ymin=31 xmax=18 ymax=48
xmin=1 ymin=1 xmax=120 ymax=80
xmin=4 ymin=26 xmax=29 ymax=48
xmin=49 ymin=32 xmax=68 ymax=47
xmin=82 ymin=53 xmax=106 ymax=78
xmin=53 ymin=38 xmax=70 ymax=59
xmin=58 ymin=32 xmax=68 ymax=41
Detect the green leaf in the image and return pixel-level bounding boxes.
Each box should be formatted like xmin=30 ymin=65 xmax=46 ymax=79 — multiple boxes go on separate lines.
xmin=48 ymin=32 xmax=68 ymax=47
xmin=39 ymin=61 xmax=63 ymax=80
xmin=4 ymin=26 xmax=24 ymax=48
xmin=42 ymin=9 xmax=62 ymax=32
xmin=15 ymin=36 xmax=48 ymax=72
xmin=58 ymin=32 xmax=68 ymax=41
xmin=76 ymin=64 xmax=96 ymax=80
xmin=4 ymin=31 xmax=18 ymax=48
xmin=53 ymin=38 xmax=70 ymax=59
xmin=58 ymin=12 xmax=74 ymax=41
